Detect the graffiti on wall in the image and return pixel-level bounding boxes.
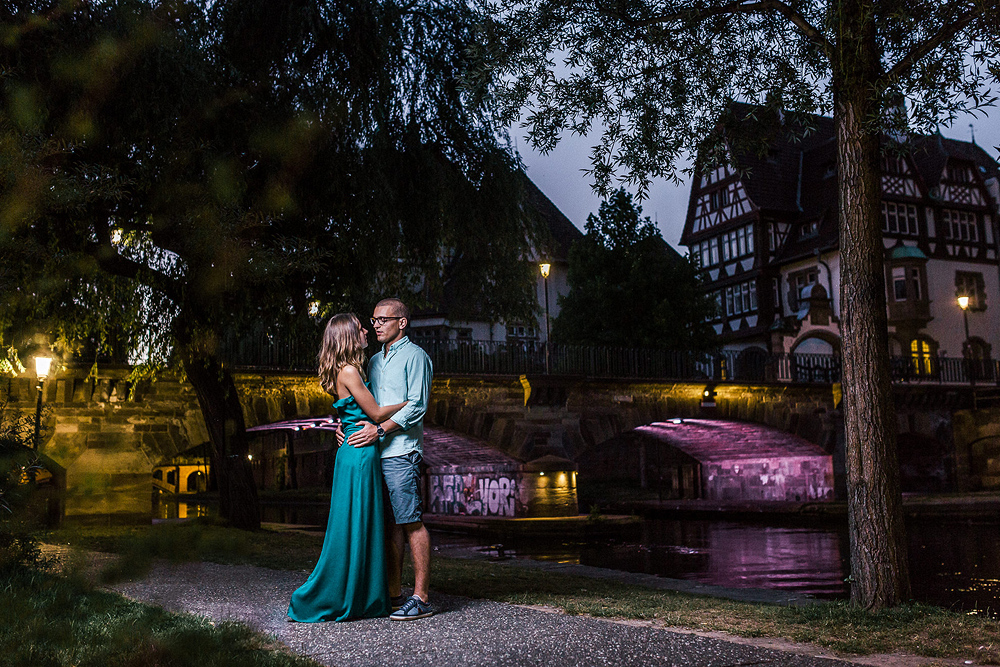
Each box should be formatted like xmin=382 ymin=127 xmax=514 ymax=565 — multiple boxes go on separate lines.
xmin=429 ymin=473 xmax=524 ymax=517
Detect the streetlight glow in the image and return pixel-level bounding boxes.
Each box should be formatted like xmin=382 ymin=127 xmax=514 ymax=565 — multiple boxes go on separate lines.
xmin=958 ymin=295 xmax=975 ymax=388
xmin=34 ymin=355 xmax=52 ymax=380
xmin=539 ymin=262 xmax=552 ymax=373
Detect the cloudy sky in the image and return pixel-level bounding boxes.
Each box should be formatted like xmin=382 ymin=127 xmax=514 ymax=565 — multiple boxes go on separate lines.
xmin=518 ymin=113 xmax=1000 ymax=250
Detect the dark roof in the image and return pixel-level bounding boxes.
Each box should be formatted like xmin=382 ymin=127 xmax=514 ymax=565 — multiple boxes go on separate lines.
xmin=524 ymin=175 xmax=584 ymax=261
xmin=907 ymin=133 xmax=1000 ymax=187
xmin=687 ymin=104 xmax=1000 ymax=253
xmin=724 ymin=102 xmax=837 ymax=214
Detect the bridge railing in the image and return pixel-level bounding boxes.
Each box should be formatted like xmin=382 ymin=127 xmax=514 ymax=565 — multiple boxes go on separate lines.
xmin=223 ymin=334 xmax=999 ymax=386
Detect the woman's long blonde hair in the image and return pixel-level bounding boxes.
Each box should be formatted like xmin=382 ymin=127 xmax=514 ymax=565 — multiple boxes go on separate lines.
xmin=318 ymin=313 xmax=367 ymax=395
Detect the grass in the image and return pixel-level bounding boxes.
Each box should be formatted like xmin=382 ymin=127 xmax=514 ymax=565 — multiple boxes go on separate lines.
xmin=0 ymin=563 xmax=320 ymax=667
xmin=43 ymin=520 xmax=1000 ymax=664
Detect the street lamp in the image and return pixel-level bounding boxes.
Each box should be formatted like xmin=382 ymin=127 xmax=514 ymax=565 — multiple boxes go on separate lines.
xmin=33 ymin=354 xmax=53 ymax=450
xmin=539 ymin=262 xmax=551 ymax=374
xmin=958 ymin=295 xmax=975 ymax=387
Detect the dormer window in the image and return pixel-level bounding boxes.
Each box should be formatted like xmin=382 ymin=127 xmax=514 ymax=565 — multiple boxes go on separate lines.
xmin=946 ymin=164 xmax=973 ymax=183
xmin=799 ymin=220 xmax=819 ymax=239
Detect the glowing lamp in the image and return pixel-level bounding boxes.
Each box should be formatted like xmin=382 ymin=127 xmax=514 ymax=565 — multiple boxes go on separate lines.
xmin=34 ymin=355 xmax=53 ymax=380
xmin=957 ymin=295 xmax=970 ymax=310
xmin=539 ymin=262 xmax=551 ymax=279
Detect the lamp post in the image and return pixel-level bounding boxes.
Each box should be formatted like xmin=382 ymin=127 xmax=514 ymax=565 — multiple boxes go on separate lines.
xmin=33 ymin=354 xmax=53 ymax=451
xmin=958 ymin=295 xmax=975 ymax=387
xmin=539 ymin=262 xmax=551 ymax=374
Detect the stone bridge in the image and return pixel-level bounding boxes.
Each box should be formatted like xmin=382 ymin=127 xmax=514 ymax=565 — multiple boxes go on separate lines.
xmin=2 ymin=364 xmax=992 ymax=521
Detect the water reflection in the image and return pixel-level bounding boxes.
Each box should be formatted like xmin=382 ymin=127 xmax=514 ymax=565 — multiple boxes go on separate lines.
xmin=503 ymin=519 xmax=849 ymax=599
xmin=153 ymin=497 xmax=210 ymax=521
xmin=151 ymin=496 xmax=1000 ymax=615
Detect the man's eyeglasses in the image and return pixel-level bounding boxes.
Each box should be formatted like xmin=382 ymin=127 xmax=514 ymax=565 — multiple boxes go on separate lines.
xmin=371 ymin=316 xmax=403 ymax=326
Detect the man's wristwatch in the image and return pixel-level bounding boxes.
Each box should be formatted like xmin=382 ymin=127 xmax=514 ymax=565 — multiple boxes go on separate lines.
xmin=375 ymin=423 xmax=386 ymax=439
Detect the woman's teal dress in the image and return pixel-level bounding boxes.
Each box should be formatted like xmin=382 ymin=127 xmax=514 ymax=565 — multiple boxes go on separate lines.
xmin=287 ymin=390 xmax=390 ymax=622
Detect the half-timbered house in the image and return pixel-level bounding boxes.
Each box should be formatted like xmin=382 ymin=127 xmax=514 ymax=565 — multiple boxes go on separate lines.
xmin=680 ymin=105 xmax=1000 ymax=380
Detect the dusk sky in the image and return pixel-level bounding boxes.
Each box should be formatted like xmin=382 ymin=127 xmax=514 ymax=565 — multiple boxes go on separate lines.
xmin=517 ymin=113 xmax=1000 ymax=250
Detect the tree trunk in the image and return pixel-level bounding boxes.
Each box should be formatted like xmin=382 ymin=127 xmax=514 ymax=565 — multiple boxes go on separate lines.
xmin=834 ymin=0 xmax=910 ymax=609
xmin=184 ymin=351 xmax=261 ymax=530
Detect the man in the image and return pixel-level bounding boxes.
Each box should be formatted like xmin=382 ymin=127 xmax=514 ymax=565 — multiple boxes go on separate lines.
xmin=347 ymin=297 xmax=434 ymax=620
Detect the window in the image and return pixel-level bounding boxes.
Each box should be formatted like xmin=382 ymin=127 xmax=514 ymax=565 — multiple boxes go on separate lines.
xmin=882 ymin=155 xmax=906 ymax=175
xmin=892 ymin=267 xmax=907 ymax=301
xmin=710 ymin=187 xmax=729 ymax=210
xmin=788 ymin=269 xmax=818 ymax=310
xmin=891 ymin=265 xmax=924 ymax=302
xmin=506 ymin=325 xmax=537 ymax=340
xmin=882 ymin=202 xmax=919 ymax=235
xmin=947 ymin=164 xmax=972 ymax=183
xmin=910 ymin=338 xmax=936 ymax=376
xmin=715 ymin=224 xmax=755 ymax=263
xmin=773 ymin=277 xmax=781 ymax=309
xmin=722 ymin=280 xmax=758 ymax=317
xmin=799 ymin=220 xmax=819 ymax=239
xmin=955 ymin=271 xmax=987 ymax=310
xmin=942 ymin=209 xmax=979 ymax=241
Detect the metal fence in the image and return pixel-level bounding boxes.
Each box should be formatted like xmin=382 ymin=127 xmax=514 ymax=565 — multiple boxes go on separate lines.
xmin=222 ymin=334 xmax=999 ymax=386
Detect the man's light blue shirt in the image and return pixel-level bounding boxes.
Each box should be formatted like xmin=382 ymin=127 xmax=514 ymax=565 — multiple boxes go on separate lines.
xmin=368 ymin=336 xmax=433 ymax=459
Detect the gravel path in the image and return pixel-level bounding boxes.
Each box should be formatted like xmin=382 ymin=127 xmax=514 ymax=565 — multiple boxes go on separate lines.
xmin=110 ymin=560 xmax=857 ymax=667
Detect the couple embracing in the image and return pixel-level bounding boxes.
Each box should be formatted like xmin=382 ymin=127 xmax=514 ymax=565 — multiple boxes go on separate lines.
xmin=287 ymin=298 xmax=434 ymax=622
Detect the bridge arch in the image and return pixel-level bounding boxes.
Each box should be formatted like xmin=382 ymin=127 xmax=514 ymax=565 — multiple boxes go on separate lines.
xmin=4 ymin=364 xmax=979 ymax=521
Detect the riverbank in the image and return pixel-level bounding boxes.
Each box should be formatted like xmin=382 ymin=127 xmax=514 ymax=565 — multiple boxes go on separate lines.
xmin=39 ymin=521 xmax=1000 ymax=665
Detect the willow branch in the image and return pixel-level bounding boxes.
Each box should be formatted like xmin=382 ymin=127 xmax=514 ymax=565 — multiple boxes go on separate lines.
xmin=592 ymin=0 xmax=835 ymax=58
xmin=881 ymin=4 xmax=991 ymax=87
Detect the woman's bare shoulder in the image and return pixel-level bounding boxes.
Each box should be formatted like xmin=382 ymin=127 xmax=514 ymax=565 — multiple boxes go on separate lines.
xmin=337 ymin=364 xmax=362 ymax=382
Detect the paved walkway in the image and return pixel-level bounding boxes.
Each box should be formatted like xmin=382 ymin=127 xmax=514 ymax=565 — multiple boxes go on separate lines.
xmin=108 ymin=559 xmax=860 ymax=667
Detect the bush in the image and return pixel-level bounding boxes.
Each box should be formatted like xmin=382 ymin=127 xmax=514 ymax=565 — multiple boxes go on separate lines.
xmin=0 ymin=397 xmax=43 ymax=569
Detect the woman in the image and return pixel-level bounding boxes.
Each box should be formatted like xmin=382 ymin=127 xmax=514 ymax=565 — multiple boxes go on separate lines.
xmin=287 ymin=313 xmax=408 ymax=622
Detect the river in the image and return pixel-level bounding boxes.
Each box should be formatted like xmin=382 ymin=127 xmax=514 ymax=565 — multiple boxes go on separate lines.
xmin=154 ymin=498 xmax=1000 ymax=615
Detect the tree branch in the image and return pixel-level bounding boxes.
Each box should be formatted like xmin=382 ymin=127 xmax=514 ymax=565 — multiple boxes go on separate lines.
xmin=881 ymin=4 xmax=992 ymax=87
xmin=593 ymin=0 xmax=835 ymax=58
xmin=88 ymin=219 xmax=183 ymax=305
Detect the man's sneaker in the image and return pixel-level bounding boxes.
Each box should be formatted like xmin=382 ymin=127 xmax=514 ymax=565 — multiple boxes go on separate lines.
xmin=390 ymin=594 xmax=407 ymax=611
xmin=389 ymin=595 xmax=433 ymax=620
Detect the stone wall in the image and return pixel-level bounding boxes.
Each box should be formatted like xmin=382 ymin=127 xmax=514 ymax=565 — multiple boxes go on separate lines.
xmin=952 ymin=406 xmax=1000 ymax=490
xmin=4 ymin=366 xmax=208 ymax=521
xmin=3 ymin=364 xmax=987 ymax=521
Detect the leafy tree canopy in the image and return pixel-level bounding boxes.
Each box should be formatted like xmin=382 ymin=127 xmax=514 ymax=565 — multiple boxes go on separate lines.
xmin=0 ymin=0 xmax=542 ymax=369
xmin=475 ymin=0 xmax=1000 ymax=191
xmin=0 ymin=0 xmax=543 ymax=529
xmin=552 ymin=189 xmax=716 ymax=350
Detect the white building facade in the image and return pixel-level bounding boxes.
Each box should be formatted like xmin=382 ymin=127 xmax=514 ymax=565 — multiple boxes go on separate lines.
xmin=681 ymin=106 xmax=1000 ymax=381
